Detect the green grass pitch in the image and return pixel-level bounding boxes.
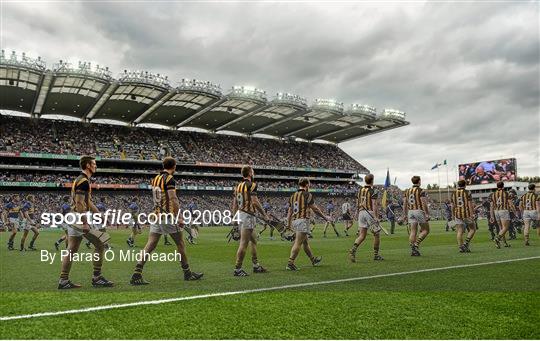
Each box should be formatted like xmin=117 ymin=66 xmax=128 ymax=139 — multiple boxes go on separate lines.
xmin=1 ymin=220 xmax=539 ymax=339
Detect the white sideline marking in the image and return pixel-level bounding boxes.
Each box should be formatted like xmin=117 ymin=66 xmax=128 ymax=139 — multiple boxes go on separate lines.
xmin=1 ymin=256 xmax=538 ymax=321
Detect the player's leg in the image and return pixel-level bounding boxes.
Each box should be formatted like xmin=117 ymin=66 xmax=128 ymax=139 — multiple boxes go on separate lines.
xmin=234 ymin=226 xmax=251 ymax=276
xmin=249 ymin=230 xmax=266 ymax=272
xmin=20 ymin=229 xmax=29 ymax=251
xmin=131 ymin=232 xmax=161 ymax=285
xmin=372 ymin=230 xmax=383 ymax=260
xmin=269 ymin=225 xmax=275 ymax=240
xmin=303 ymin=236 xmax=321 ymax=265
xmin=463 ymin=221 xmax=476 ymax=251
xmin=522 ymin=219 xmax=530 ymax=246
xmin=28 ymin=226 xmax=39 ymax=250
xmin=349 ymin=228 xmax=367 ymax=262
xmin=390 ymin=218 xmax=395 ymax=234
xmin=164 ymin=234 xmax=172 ymax=245
xmin=287 ymin=232 xmax=306 ymax=270
xmin=169 ymin=231 xmax=203 ymax=280
xmin=7 ymin=221 xmax=18 ymax=250
xmin=456 ymin=224 xmax=464 ymax=248
xmin=58 ymin=236 xmax=83 ymax=289
xmin=257 ymin=223 xmax=267 ymax=239
xmin=323 ymin=221 xmax=329 ymax=237
xmin=416 ymin=222 xmax=430 ymax=246
xmin=90 ymin=236 xmax=113 ymax=287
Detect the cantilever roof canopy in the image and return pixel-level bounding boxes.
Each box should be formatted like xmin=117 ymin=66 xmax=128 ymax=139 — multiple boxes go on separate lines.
xmin=0 ymin=51 xmax=409 ymax=143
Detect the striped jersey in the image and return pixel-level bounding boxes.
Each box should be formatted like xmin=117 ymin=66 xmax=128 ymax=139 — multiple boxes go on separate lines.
xmin=451 ymin=188 xmax=473 ymax=219
xmin=520 ymin=191 xmax=539 ymax=210
xmin=357 ymin=185 xmax=378 ymax=211
xmin=289 ymin=189 xmax=314 ymax=219
xmin=71 ymin=172 xmax=91 ymax=211
xmin=404 ymin=185 xmax=426 ymax=210
xmin=151 ymin=171 xmax=176 ymax=214
xmin=234 ymin=179 xmax=258 ymax=214
xmin=489 ymin=189 xmax=510 ymax=210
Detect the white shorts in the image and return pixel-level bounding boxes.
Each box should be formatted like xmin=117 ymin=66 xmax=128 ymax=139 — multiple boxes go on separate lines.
xmin=66 ymin=223 xmax=99 ymax=237
xmin=522 ymin=210 xmax=538 ymax=222
xmin=494 ymin=210 xmax=510 ymax=222
xmin=408 ymin=210 xmax=427 ymax=224
xmin=21 ymin=220 xmax=34 ymax=231
xmin=66 ymin=224 xmax=85 ymax=237
xmin=454 ymin=217 xmax=474 ymax=226
xmin=8 ymin=218 xmax=20 ymax=230
xmin=238 ymin=211 xmax=256 ymax=230
xmin=149 ymin=224 xmax=181 ymax=235
xmin=292 ymin=219 xmax=310 ymax=233
xmin=358 ymin=210 xmax=377 ymax=229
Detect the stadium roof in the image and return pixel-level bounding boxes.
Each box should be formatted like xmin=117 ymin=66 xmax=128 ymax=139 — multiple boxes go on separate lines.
xmin=0 ymin=51 xmax=409 ymax=143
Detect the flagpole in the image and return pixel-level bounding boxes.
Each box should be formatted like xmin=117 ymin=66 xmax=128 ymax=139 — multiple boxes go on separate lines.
xmin=446 ymin=162 xmax=450 ymax=200
xmin=438 ymin=166 xmax=442 ymax=220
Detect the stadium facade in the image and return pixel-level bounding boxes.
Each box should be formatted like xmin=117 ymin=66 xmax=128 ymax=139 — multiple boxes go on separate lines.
xmin=0 ymin=50 xmax=409 ymax=224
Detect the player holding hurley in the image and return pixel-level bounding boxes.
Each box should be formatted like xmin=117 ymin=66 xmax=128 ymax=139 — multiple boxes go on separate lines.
xmin=348 ymin=174 xmax=384 ymax=262
xmin=286 ymin=178 xmax=329 ymax=270
xmin=232 ymin=165 xmax=269 ymax=277
xmin=130 ymin=157 xmax=203 ymax=285
xmin=58 ymin=156 xmax=114 ymax=289
xmin=519 ymin=183 xmax=539 ymax=246
xmin=450 ymin=180 xmax=476 ymax=253
xmin=489 ymin=182 xmax=516 ymax=249
xmin=403 ymin=176 xmax=430 ymax=256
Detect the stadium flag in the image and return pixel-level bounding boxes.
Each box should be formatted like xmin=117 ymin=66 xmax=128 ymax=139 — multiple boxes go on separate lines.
xmin=431 ymin=163 xmax=441 ymax=170
xmin=382 ymin=169 xmax=390 ymax=209
xmin=443 ymin=159 xmax=447 ymax=165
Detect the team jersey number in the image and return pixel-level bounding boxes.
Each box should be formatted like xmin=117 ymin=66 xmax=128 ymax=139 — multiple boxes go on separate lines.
xmin=408 ymin=194 xmax=416 ymax=206
xmin=525 ymin=199 xmax=532 ymax=210
xmin=456 ymin=197 xmax=464 ymax=207
xmin=152 ymin=186 xmax=161 ymax=208
xmin=292 ymin=201 xmax=300 ymax=214
xmin=236 ymin=193 xmax=244 ymax=207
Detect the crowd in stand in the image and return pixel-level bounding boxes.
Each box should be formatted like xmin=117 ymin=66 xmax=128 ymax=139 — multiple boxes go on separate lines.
xmin=0 ymin=171 xmax=360 ymax=191
xmin=0 ymin=115 xmax=367 ymax=171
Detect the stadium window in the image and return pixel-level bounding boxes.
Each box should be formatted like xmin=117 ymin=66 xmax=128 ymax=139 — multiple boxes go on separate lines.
xmin=8 ymin=79 xmax=15 ymax=86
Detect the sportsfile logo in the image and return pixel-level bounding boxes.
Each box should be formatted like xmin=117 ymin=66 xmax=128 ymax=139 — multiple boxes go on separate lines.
xmin=40 ymin=209 xmax=239 ymax=228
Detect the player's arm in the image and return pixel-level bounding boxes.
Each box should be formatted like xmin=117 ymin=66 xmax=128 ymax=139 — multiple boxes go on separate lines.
xmin=1 ymin=210 xmax=7 ymax=225
xmin=252 ymin=195 xmax=267 ymax=218
xmin=420 ymin=196 xmax=429 ymax=219
xmin=74 ymin=193 xmax=90 ymax=232
xmin=468 ymin=200 xmax=475 ymax=219
xmin=403 ymin=194 xmax=408 ymax=221
xmin=287 ymin=206 xmax=293 ymax=228
xmin=372 ymin=197 xmax=380 ymax=222
xmin=489 ymin=197 xmax=495 ymax=222
xmin=231 ymin=193 xmax=238 ymax=215
xmin=535 ymin=195 xmax=540 ymax=215
xmin=310 ymin=204 xmax=330 ymax=221
xmin=169 ymin=189 xmax=183 ymax=226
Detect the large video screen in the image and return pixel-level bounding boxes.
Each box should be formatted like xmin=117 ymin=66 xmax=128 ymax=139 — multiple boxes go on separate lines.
xmin=458 ymin=158 xmax=517 ymax=184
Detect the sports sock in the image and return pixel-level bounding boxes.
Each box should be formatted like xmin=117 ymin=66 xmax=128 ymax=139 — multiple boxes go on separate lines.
xmin=133 ymin=263 xmax=144 ymax=276
xmin=351 ymin=243 xmax=359 ymax=253
xmin=417 ymin=235 xmax=425 ymax=245
xmin=93 ymin=266 xmax=102 ymax=277
xmin=59 ymin=271 xmax=69 ymax=282
xmin=374 ymin=246 xmax=380 ymax=256
xmin=464 ymin=237 xmax=471 ymax=246
xmin=288 ymin=257 xmax=295 ymax=265
xmin=181 ymin=263 xmax=190 ymax=273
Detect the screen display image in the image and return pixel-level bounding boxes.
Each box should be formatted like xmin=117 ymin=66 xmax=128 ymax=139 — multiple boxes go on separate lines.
xmin=458 ymin=158 xmax=517 ymax=184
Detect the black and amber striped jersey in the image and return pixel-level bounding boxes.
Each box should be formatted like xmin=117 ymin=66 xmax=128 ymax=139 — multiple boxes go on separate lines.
xmin=289 ymin=189 xmax=314 ymax=219
xmin=451 ymin=188 xmax=473 ymax=219
xmin=357 ymin=185 xmax=379 ymax=211
xmin=489 ymin=189 xmax=510 ymax=210
xmin=520 ymin=191 xmax=539 ymax=210
xmin=71 ymin=172 xmax=91 ymax=211
xmin=151 ymin=171 xmax=177 ymax=214
xmin=404 ymin=185 xmax=426 ymax=210
xmin=235 ymin=179 xmax=258 ymax=214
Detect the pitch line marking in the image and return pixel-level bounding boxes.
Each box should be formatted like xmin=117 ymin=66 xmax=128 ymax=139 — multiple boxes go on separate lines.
xmin=1 ymin=256 xmax=538 ymax=321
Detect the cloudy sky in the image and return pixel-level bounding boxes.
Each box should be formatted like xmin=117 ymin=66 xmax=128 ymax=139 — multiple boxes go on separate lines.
xmin=1 ymin=1 xmax=538 ymax=188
